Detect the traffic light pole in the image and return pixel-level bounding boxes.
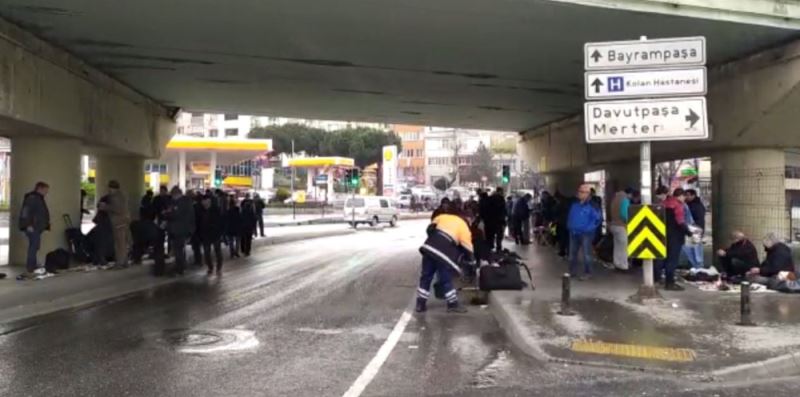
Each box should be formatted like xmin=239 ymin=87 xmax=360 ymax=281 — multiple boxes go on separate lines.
xmin=291 ymin=139 xmax=296 ymax=220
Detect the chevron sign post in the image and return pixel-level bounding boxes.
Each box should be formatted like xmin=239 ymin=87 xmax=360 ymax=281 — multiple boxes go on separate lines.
xmin=626 ymin=205 xmax=666 ymax=260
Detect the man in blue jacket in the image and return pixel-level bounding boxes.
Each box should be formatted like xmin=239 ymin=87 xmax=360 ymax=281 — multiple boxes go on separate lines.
xmin=567 ymin=184 xmax=602 ymax=280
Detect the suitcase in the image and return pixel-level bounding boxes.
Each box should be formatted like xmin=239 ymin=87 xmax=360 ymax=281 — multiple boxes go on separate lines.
xmin=63 ymin=214 xmax=90 ymax=263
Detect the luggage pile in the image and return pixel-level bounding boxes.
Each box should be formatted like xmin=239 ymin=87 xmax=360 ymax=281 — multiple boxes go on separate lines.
xmin=478 ymin=249 xmax=535 ymax=291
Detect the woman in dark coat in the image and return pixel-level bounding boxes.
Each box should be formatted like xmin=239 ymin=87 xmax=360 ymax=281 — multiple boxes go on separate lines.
xmin=224 ymin=196 xmax=242 ymax=258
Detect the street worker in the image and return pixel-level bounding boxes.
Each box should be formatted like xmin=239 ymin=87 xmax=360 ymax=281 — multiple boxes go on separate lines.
xmin=416 ymin=205 xmax=473 ymax=314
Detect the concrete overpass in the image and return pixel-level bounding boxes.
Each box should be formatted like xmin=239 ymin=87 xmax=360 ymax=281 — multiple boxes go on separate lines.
xmin=0 ymin=0 xmax=798 ymax=263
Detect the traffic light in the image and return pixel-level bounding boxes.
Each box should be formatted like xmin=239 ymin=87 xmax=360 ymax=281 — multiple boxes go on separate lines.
xmin=502 ymin=165 xmax=510 ymax=184
xmin=350 ymin=168 xmax=360 ymax=188
xmin=213 ymin=168 xmax=223 ymax=187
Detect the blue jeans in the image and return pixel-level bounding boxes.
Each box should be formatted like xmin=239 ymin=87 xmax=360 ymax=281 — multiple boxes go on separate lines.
xmin=656 ymin=241 xmax=683 ymax=285
xmin=25 ymin=230 xmax=41 ymax=273
xmin=569 ymin=233 xmax=594 ymax=276
xmin=682 ymin=244 xmax=704 ymax=269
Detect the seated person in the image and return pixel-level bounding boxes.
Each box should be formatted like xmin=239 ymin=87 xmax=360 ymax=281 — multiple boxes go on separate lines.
xmin=717 ymin=230 xmax=759 ymax=280
xmin=746 ymin=233 xmax=795 ymax=285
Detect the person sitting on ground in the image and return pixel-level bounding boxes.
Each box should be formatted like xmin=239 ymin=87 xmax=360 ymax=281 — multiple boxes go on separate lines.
xmin=716 ymin=231 xmax=759 ymax=282
xmin=746 ymin=233 xmax=795 ymax=286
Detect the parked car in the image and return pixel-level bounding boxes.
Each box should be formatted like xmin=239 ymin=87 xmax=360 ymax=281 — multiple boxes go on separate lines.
xmin=344 ymin=196 xmax=399 ymax=228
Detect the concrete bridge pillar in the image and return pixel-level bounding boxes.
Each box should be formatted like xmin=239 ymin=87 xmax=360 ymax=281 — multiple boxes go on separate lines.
xmin=545 ymin=171 xmax=584 ymax=196
xmin=9 ymin=137 xmax=82 ymax=266
xmin=95 ymin=155 xmax=146 ymax=220
xmin=712 ymin=149 xmax=787 ymax=261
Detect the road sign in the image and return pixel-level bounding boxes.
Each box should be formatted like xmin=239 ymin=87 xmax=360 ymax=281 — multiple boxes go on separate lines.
xmin=585 ymin=36 xmax=705 ymax=71
xmin=314 ymin=174 xmax=328 ymax=185
xmin=585 ymin=67 xmax=706 ymax=100
xmin=627 ymin=205 xmax=666 ymax=260
xmin=584 ymin=97 xmax=708 ymax=143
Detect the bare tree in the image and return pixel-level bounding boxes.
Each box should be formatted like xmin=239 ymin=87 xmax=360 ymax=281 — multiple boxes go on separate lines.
xmin=655 ymin=160 xmax=685 ymax=188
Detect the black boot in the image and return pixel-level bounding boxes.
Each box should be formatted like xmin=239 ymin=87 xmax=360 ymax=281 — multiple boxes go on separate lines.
xmin=447 ymin=302 xmax=468 ymax=313
xmin=415 ymin=298 xmax=427 ymax=313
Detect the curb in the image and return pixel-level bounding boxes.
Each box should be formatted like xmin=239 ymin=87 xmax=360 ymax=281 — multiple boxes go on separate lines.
xmin=487 ymin=292 xmax=552 ymax=362
xmin=710 ymin=351 xmax=800 ymax=381
xmin=0 ymin=227 xmax=356 ymax=327
xmin=488 ymin=291 xmax=800 ymax=381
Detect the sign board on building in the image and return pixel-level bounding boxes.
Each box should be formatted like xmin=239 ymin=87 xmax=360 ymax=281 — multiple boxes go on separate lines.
xmin=585 ymin=67 xmax=706 ymax=100
xmin=584 ymin=36 xmax=706 ymax=71
xmin=314 ymin=174 xmax=328 ymax=186
xmin=584 ymin=97 xmax=708 ymax=143
xmin=382 ymin=145 xmax=398 ymax=196
xmin=627 ymin=205 xmax=666 ymax=260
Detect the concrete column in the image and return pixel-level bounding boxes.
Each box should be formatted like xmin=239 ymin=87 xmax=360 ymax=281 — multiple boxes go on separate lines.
xmin=307 ymin=168 xmax=315 ymax=193
xmin=95 ymin=155 xmax=145 ymax=220
xmin=326 ymin=169 xmax=334 ymax=203
xmin=178 ymin=151 xmax=187 ymax=191
xmin=167 ymin=156 xmax=180 ymax=190
xmin=545 ymin=171 xmax=583 ymax=196
xmin=712 ymin=149 xmax=787 ymax=260
xmin=9 ymin=137 xmax=81 ymax=266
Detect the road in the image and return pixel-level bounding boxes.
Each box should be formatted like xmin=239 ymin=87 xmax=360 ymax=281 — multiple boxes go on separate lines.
xmin=0 ymin=219 xmax=798 ymax=396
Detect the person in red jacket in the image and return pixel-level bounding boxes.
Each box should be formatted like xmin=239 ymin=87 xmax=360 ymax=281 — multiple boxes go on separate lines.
xmin=657 ymin=188 xmax=693 ymax=291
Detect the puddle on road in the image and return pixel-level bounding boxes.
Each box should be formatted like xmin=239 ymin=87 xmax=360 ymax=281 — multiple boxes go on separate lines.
xmin=162 ymin=328 xmax=259 ymax=354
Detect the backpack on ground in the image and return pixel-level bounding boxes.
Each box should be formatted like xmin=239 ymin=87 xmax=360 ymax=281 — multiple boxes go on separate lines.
xmin=478 ymin=251 xmax=535 ymax=291
xmin=45 ymin=248 xmax=70 ymax=273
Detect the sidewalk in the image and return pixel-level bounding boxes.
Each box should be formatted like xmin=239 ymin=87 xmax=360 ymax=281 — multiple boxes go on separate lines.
xmin=0 ymin=223 xmax=354 ymax=325
xmin=489 ymin=242 xmax=800 ymax=381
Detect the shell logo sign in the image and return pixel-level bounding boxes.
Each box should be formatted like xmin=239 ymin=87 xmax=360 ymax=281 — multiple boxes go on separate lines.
xmin=382 ymin=145 xmax=398 ymax=196
xmin=383 ymin=148 xmax=394 ymax=162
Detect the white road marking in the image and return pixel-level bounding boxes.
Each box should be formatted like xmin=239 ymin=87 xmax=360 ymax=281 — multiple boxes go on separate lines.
xmin=342 ymin=310 xmax=413 ymax=397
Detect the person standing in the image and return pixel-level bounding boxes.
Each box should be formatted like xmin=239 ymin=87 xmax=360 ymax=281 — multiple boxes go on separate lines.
xmin=254 ymin=193 xmax=266 ymax=238
xmin=102 ymin=180 xmax=131 ymax=269
xmin=190 ymin=194 xmax=204 ymax=267
xmin=567 ymin=184 xmax=602 ymax=280
xmin=165 ymin=187 xmax=195 ymax=276
xmin=18 ymin=182 xmax=50 ymax=277
xmin=152 ymin=185 xmax=171 ymax=256
xmin=225 ymin=196 xmax=242 ymax=258
xmin=658 ymin=188 xmax=692 ymax=291
xmin=240 ymin=194 xmax=257 ymax=256
xmin=483 ymin=187 xmax=507 ymax=252
xmin=685 ymin=189 xmax=706 ymax=269
xmin=609 ymin=187 xmax=633 ymax=271
xmin=512 ymin=194 xmax=532 ymax=244
xmin=139 ymin=190 xmax=155 ymax=221
xmin=197 ymin=194 xmax=224 ymax=275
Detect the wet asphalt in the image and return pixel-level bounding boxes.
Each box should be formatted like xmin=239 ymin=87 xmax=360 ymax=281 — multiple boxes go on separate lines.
xmin=0 ymin=219 xmax=798 ymax=396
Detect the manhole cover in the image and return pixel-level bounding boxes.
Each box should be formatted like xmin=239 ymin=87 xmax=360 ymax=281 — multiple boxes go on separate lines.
xmin=162 ymin=329 xmax=259 ymax=354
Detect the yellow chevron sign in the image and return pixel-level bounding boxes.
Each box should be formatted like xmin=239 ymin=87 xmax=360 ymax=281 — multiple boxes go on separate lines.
xmin=626 ymin=205 xmax=666 ymax=260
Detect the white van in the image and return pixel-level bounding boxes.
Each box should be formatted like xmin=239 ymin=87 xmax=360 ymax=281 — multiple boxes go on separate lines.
xmin=344 ymin=196 xmax=399 ymax=228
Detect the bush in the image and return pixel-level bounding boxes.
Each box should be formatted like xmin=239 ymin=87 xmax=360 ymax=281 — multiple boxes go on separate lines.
xmin=274 ymin=187 xmax=291 ymax=203
xmin=81 ymin=180 xmax=96 ymax=207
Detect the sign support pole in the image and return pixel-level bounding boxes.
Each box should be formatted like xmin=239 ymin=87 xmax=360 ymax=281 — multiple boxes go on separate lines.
xmin=634 ymin=36 xmax=660 ymax=301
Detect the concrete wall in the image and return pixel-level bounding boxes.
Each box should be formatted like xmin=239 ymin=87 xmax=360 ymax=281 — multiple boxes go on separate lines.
xmin=0 ymin=17 xmax=174 ymax=158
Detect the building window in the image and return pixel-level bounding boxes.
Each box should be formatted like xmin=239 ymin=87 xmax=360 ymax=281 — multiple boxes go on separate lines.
xmin=225 ymin=128 xmax=238 ymax=137
xmin=209 ymin=129 xmax=219 ymax=137
xmin=177 ymin=127 xmax=185 ymax=135
xmin=224 ymin=114 xmax=238 ymax=121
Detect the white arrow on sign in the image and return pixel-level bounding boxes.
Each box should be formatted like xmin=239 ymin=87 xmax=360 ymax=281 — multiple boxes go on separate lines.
xmin=584 ymin=67 xmax=706 ymax=100
xmin=584 ymin=97 xmax=708 ymax=143
xmin=585 ymin=37 xmax=705 ymax=71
